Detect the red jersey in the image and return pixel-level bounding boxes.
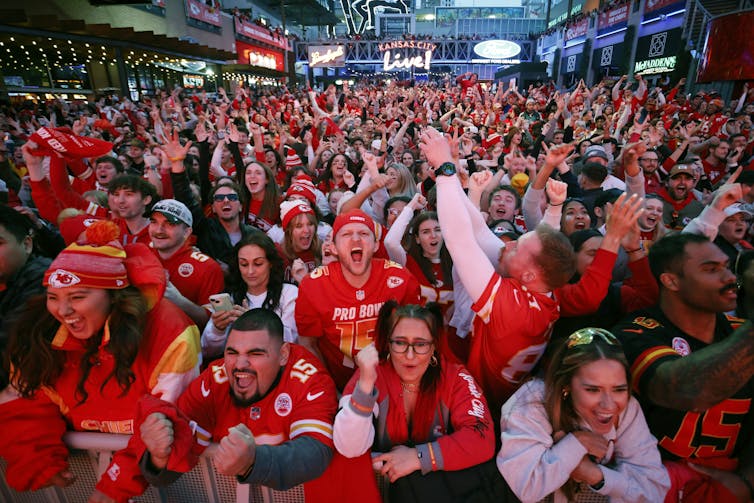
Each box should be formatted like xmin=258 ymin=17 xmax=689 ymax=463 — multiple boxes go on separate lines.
xmin=702 ymin=158 xmax=727 ymax=187
xmin=404 ymin=255 xmax=453 ymax=309
xmin=279 ymin=246 xmax=319 ymax=284
xmin=468 ymin=274 xmax=560 ymax=413
xmin=156 ymin=244 xmax=224 ymax=308
xmin=178 ymin=345 xmax=374 ymax=502
xmin=295 ymin=259 xmax=421 ymax=390
xmin=0 ymin=299 xmax=200 ymax=500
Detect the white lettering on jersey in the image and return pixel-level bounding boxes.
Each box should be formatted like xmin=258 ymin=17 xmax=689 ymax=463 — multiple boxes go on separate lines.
xmin=501 ymin=340 xmax=549 ymax=384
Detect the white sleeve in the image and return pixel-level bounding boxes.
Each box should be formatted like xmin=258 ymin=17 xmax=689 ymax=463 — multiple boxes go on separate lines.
xmin=595 ymin=398 xmax=670 ymax=503
xmin=333 ymin=387 xmax=378 ymax=458
xmin=436 ymin=175 xmax=496 ymax=302
xmin=278 ymin=284 xmax=299 ymax=344
xmin=497 ymin=381 xmax=588 ymax=503
xmin=266 ymin=225 xmax=285 ymax=244
xmin=522 ymin=186 xmax=545 ymax=231
xmin=383 ymin=204 xmax=412 ymax=265
xmin=200 ymin=317 xmax=229 ymax=360
xmin=682 ymin=204 xmax=725 ymax=241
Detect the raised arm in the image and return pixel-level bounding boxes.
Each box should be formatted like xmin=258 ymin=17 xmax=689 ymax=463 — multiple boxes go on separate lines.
xmin=421 ymin=127 xmax=495 ymax=302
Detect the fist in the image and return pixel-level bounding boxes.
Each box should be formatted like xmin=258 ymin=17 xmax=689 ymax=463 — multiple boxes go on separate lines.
xmin=215 ymin=423 xmax=256 ymax=477
xmin=140 ymin=412 xmax=174 ymax=468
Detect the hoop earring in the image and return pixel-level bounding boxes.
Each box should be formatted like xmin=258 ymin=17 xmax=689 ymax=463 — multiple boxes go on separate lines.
xmin=430 ymin=354 xmax=438 ymax=367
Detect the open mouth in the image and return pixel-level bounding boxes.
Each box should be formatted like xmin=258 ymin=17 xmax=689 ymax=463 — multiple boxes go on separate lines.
xmin=350 ymin=247 xmax=364 ymax=263
xmin=574 ymin=221 xmax=587 ymax=230
xmin=65 ymin=317 xmax=84 ymax=332
xmin=233 ymin=370 xmax=256 ymax=390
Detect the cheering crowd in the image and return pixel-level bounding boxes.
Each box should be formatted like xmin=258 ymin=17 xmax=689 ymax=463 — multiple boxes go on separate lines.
xmin=1 ymin=71 xmax=754 ymax=503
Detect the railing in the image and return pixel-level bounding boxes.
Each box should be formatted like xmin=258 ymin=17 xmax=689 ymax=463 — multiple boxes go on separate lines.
xmin=294 ymin=38 xmax=536 ymax=64
xmin=0 ymin=432 xmax=307 ymax=503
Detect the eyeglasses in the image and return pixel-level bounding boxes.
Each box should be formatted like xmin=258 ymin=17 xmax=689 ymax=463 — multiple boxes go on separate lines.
xmin=213 ymin=193 xmax=240 ymax=202
xmin=566 ymin=328 xmax=620 ymax=349
xmin=389 ymin=339 xmax=434 ymax=354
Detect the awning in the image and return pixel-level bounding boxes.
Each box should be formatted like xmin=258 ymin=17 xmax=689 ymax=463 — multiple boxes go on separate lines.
xmin=0 ymin=8 xmax=236 ymax=62
xmin=252 ymin=0 xmax=339 ymax=26
xmin=222 ymin=63 xmax=286 ymax=78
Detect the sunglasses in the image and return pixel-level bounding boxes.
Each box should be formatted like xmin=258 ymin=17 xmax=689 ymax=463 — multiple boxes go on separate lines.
xmin=213 ymin=193 xmax=240 ymax=202
xmin=566 ymin=327 xmax=620 ymax=349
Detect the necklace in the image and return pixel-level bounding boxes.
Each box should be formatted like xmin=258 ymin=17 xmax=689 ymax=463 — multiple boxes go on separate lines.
xmin=401 ymin=382 xmax=419 ymax=393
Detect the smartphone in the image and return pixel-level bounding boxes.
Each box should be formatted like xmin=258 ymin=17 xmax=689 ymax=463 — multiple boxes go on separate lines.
xmin=209 ymin=293 xmax=234 ymax=312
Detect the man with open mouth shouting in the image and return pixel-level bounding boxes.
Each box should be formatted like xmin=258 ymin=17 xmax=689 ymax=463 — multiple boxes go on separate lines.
xmin=295 ymin=208 xmax=420 ymax=392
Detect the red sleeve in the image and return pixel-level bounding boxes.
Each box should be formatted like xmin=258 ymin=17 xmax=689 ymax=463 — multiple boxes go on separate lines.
xmin=557 ymin=248 xmax=616 ymax=317
xmin=30 ymin=178 xmax=65 ymax=223
xmin=48 ymin=156 xmax=96 ymax=213
xmin=0 ymin=392 xmax=69 ymax=491
xmin=94 ymin=441 xmax=149 ymax=503
xmin=619 ymin=256 xmax=659 ymax=313
xmin=177 ymin=364 xmax=222 ymax=437
xmin=434 ymin=365 xmax=495 ymax=471
xmin=666 ymin=87 xmax=679 ymax=102
xmin=197 ymin=261 xmax=225 ymax=307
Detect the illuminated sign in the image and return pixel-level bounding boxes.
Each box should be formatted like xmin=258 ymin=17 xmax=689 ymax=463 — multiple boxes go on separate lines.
xmin=236 ymin=40 xmax=285 ymax=72
xmin=634 ymin=55 xmax=676 ymax=75
xmin=378 ymin=41 xmax=436 ymax=72
xmin=473 ymin=40 xmax=521 ymax=60
xmin=183 ymin=74 xmax=205 ymax=88
xmin=341 ymin=0 xmax=409 ymax=34
xmin=308 ymin=45 xmax=346 ymax=68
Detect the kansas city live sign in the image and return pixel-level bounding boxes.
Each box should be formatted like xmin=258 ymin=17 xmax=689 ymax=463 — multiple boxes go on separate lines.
xmin=378 ymin=40 xmax=436 ymax=71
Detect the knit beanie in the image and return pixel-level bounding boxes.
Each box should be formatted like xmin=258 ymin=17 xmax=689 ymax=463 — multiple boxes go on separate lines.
xmin=332 ymin=209 xmax=375 ymax=239
xmin=44 ymin=220 xmax=129 ymax=289
xmin=281 ymin=200 xmax=314 ymax=230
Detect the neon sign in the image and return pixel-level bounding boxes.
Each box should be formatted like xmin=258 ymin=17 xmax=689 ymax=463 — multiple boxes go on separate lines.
xmin=378 ymin=41 xmax=436 ymax=72
xmin=308 ymin=46 xmax=346 ymax=67
xmin=473 ymin=40 xmax=522 ymax=60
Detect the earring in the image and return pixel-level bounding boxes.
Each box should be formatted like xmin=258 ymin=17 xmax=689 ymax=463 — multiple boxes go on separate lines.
xmin=386 ymin=353 xmax=391 ymax=360
xmin=562 ymin=389 xmax=569 ymax=399
xmin=430 ymin=354 xmax=438 ymax=367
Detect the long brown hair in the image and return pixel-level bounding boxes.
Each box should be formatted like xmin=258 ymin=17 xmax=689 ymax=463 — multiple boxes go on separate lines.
xmin=543 ymin=328 xmax=630 ymax=498
xmin=375 ymin=301 xmax=451 ymax=442
xmin=282 ymin=212 xmax=322 ymax=264
xmin=240 ymin=162 xmax=281 ymax=225
xmin=6 ymin=286 xmax=148 ymax=404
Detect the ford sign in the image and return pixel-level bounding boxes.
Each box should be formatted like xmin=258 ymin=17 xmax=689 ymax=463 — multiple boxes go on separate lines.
xmin=473 ymin=40 xmax=522 ymax=60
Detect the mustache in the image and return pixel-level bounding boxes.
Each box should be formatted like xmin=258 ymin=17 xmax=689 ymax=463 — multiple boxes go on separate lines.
xmin=233 ymin=368 xmax=257 ymax=377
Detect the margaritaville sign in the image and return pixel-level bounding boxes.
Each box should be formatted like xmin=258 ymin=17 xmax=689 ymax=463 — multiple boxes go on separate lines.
xmin=377 ymin=40 xmax=436 ymax=72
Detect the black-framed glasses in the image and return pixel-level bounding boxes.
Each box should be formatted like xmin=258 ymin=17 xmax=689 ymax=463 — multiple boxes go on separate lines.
xmin=389 ymin=339 xmax=434 ymax=354
xmin=213 ymin=193 xmax=240 ymax=202
xmin=566 ymin=328 xmax=619 ymax=349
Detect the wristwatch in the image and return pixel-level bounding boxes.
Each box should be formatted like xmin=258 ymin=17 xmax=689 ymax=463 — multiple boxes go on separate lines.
xmin=434 ymin=162 xmax=457 ymax=178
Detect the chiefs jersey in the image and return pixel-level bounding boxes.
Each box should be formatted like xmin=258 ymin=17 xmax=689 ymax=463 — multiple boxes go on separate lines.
xmin=157 ymin=244 xmax=224 ymax=309
xmin=468 ymin=273 xmax=560 ymax=414
xmin=614 ymin=308 xmax=754 ymax=470
xmin=295 ymin=259 xmax=420 ymax=390
xmin=179 ymin=344 xmax=340 ymax=501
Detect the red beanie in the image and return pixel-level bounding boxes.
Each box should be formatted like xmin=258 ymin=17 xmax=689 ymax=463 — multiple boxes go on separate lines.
xmin=281 ymin=200 xmax=314 ymax=229
xmin=44 ymin=220 xmax=129 ymax=290
xmin=285 ymin=182 xmax=317 ymax=205
xmin=59 ymin=214 xmax=106 ymax=245
xmin=332 ymin=209 xmax=375 ymax=239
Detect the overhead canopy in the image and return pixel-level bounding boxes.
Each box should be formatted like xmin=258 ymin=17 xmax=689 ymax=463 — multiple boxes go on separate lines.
xmin=0 ymin=8 xmax=236 ymax=62
xmin=253 ymin=0 xmax=339 ymax=26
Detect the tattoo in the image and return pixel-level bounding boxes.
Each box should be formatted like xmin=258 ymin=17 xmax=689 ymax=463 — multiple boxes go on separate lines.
xmin=650 ymin=321 xmax=754 ymax=411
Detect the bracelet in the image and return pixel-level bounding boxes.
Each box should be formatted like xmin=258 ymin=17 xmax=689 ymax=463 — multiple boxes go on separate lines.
xmin=737 ymin=471 xmax=754 ymax=501
xmin=169 ymin=156 xmax=185 ymax=162
xmin=238 ymin=460 xmax=254 ymax=480
xmin=549 ymin=202 xmax=564 ymax=206
xmin=625 ymin=246 xmax=644 ymax=254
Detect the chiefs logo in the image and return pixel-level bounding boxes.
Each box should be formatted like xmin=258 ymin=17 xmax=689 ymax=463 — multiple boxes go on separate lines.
xmin=387 ymin=276 xmax=405 ymax=289
xmin=274 ymin=393 xmax=292 ymax=417
xmin=48 ymin=269 xmax=81 ymax=288
xmin=178 ymin=263 xmax=194 ymax=277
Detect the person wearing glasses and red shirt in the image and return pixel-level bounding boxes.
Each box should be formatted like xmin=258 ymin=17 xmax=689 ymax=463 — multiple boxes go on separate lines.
xmin=498 ymin=327 xmax=669 ymax=503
